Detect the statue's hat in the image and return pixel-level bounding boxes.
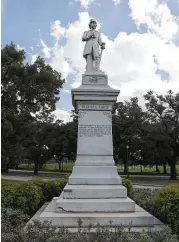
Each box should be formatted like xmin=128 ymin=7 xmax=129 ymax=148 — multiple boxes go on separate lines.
xmin=89 ymin=19 xmax=97 ymax=26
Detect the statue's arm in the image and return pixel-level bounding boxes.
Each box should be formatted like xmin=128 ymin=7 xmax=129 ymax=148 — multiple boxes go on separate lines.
xmin=82 ymin=31 xmax=89 ymax=41
xmin=98 ymin=32 xmax=102 ymax=46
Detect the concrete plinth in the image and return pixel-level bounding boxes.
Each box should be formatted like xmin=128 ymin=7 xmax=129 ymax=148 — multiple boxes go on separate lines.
xmin=56 ymin=196 xmax=135 ymax=213
xmin=63 ymin=184 xmax=127 ymax=199
xmin=35 ymin=73 xmax=165 ymax=231
xmin=38 ymin=201 xmax=158 ymax=229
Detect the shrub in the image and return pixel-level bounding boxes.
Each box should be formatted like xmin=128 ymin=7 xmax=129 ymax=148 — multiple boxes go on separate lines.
xmin=1 ymin=181 xmax=41 ymax=215
xmin=2 ymin=220 xmax=179 ymax=242
xmin=154 ymin=184 xmax=179 ymax=236
xmin=1 ymin=207 xmax=29 ymax=228
xmin=1 ymin=208 xmax=28 ymax=242
xmin=31 ymin=178 xmax=67 ymax=203
xmin=130 ymin=188 xmax=157 ymax=214
xmin=122 ymin=177 xmax=133 ymax=196
xmin=1 ymin=178 xmax=67 ymax=215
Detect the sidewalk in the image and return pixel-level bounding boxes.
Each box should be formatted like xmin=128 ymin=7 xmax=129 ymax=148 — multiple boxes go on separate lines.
xmin=4 ymin=169 xmax=179 ymax=179
xmin=1 ymin=169 xmax=179 ymax=187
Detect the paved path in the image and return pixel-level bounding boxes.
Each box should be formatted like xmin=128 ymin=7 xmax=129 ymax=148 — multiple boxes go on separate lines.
xmin=7 ymin=169 xmax=179 ymax=179
xmin=1 ymin=174 xmax=163 ymax=189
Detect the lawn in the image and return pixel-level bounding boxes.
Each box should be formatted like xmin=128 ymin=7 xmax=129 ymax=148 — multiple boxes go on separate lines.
xmin=17 ymin=162 xmax=179 ymax=175
xmin=18 ymin=162 xmax=74 ymax=172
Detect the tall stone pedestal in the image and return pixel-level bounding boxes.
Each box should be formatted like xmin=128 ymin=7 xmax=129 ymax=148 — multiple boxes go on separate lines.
xmin=38 ymin=73 xmax=164 ymax=231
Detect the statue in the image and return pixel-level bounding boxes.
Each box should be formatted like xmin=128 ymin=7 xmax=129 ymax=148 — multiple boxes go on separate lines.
xmin=82 ymin=19 xmax=105 ymax=73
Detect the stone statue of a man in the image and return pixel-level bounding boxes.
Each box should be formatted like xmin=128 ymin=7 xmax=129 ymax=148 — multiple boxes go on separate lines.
xmin=82 ymin=19 xmax=105 ymax=73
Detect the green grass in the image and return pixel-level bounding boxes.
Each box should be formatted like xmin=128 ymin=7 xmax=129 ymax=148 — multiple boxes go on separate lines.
xmin=17 ymin=162 xmax=179 ymax=175
xmin=18 ymin=162 xmax=74 ymax=172
xmin=117 ymin=164 xmax=174 ymax=175
xmin=1 ymin=179 xmax=25 ymax=188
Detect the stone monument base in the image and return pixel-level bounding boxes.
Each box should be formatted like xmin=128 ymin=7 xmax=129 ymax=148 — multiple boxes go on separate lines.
xmin=29 ymin=72 xmax=165 ymax=232
xmin=28 ymin=198 xmax=166 ymax=232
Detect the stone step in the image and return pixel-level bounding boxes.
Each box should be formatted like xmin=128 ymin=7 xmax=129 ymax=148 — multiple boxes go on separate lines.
xmin=56 ymin=197 xmax=135 ymax=212
xmin=71 ymin=166 xmax=119 ymax=176
xmin=63 ymin=184 xmax=127 ymax=199
xmin=69 ymin=165 xmax=121 ymax=185
xmin=68 ymin=177 xmax=121 ymax=185
xmin=74 ymin=155 xmax=116 ymax=166
xmin=39 ymin=210 xmax=154 ymax=228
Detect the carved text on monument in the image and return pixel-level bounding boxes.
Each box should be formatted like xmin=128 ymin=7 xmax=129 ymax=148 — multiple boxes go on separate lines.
xmin=79 ymin=124 xmax=111 ymax=138
xmin=79 ymin=104 xmax=112 ymax=110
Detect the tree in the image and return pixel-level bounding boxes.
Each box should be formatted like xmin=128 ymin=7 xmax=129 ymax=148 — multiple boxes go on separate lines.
xmin=44 ymin=121 xmax=77 ymax=170
xmin=1 ymin=43 xmax=64 ymax=172
xmin=144 ymin=90 xmax=179 ymax=180
xmin=113 ymin=97 xmax=147 ymax=174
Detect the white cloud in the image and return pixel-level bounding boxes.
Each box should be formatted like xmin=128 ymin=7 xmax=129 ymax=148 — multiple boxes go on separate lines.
xmin=75 ymin=0 xmax=96 ymax=9
xmin=31 ymin=54 xmax=38 ymax=64
xmin=112 ymin=0 xmax=121 ymax=5
xmin=128 ymin=0 xmax=179 ymax=42
xmin=40 ymin=39 xmax=51 ymax=58
xmin=34 ymin=7 xmax=179 ymax=120
xmin=53 ymin=109 xmax=72 ymax=123
xmin=16 ymin=44 xmax=25 ymax=51
xmin=62 ymin=89 xmax=71 ymax=94
xmin=48 ymin=43 xmax=71 ymax=79
xmin=50 ymin=20 xmax=65 ymax=41
xmin=75 ymin=0 xmax=121 ymax=8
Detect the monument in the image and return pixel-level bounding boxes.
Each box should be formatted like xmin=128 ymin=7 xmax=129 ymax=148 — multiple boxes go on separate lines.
xmin=37 ymin=19 xmax=164 ymax=231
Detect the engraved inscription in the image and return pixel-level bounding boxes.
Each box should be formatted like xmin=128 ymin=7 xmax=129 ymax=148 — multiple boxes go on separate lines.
xmin=79 ymin=124 xmax=111 ymax=138
xmin=79 ymin=104 xmax=111 ymax=110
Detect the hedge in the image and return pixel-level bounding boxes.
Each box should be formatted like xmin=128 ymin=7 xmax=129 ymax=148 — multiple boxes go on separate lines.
xmin=131 ymin=184 xmax=179 ymax=238
xmin=2 ymin=179 xmax=179 ymax=240
xmin=154 ymin=184 xmax=179 ymax=236
xmin=1 ymin=178 xmax=67 ymax=215
xmin=1 ymin=177 xmax=132 ymax=216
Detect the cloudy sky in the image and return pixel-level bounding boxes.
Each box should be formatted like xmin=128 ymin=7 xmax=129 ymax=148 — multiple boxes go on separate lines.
xmin=2 ymin=0 xmax=179 ymax=122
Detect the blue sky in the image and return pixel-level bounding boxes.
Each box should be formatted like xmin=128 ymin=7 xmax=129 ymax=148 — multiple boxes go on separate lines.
xmin=2 ymin=0 xmax=179 ymax=121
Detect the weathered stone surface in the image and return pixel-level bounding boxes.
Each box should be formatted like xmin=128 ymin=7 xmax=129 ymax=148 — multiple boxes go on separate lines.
xmin=82 ymin=73 xmax=108 ymax=85
xmin=56 ymin=196 xmax=135 ymax=213
xmin=63 ymin=184 xmax=127 ymax=199
xmin=77 ymin=109 xmax=113 ymax=156
xmin=68 ymin=166 xmax=121 ymax=185
xmin=28 ymin=203 xmax=166 ymax=232
xmin=39 ymin=203 xmax=154 ymax=227
xmin=36 ymin=56 xmax=164 ymax=230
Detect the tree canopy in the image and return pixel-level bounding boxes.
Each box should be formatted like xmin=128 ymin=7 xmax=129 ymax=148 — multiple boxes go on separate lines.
xmin=1 ymin=43 xmax=179 ymax=179
xmin=1 ymin=43 xmax=65 ymax=173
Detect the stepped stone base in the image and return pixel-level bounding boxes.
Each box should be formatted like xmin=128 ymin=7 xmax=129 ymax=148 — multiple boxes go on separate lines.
xmin=68 ymin=165 xmax=122 ymax=185
xmin=28 ymin=201 xmax=166 ymax=232
xmin=56 ymin=193 xmax=135 ymax=213
xmin=28 ymin=73 xmax=166 ymax=232
xmin=63 ymin=184 xmax=127 ymax=199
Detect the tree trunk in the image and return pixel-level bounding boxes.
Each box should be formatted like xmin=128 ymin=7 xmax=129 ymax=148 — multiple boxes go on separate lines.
xmin=140 ymin=165 xmax=143 ymax=173
xmin=34 ymin=160 xmax=39 ymax=175
xmin=163 ymin=162 xmax=167 ymax=175
xmin=170 ymin=156 xmax=177 ymax=180
xmin=61 ymin=160 xmax=64 ymax=172
xmin=155 ymin=163 xmax=160 ymax=173
xmin=124 ymin=160 xmax=128 ymax=175
xmin=58 ymin=161 xmax=62 ymax=171
xmin=6 ymin=163 xmax=9 ymax=172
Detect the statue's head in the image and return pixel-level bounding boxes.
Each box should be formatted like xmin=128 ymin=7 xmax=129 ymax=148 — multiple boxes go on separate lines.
xmin=89 ymin=19 xmax=97 ymax=29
